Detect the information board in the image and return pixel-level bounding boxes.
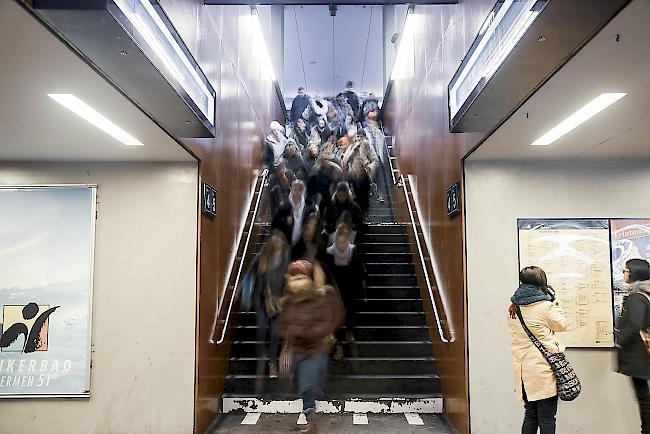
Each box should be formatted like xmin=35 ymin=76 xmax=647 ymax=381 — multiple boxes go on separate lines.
xmin=0 ymin=186 xmax=96 ymax=397
xmin=518 ymin=219 xmax=614 ymax=347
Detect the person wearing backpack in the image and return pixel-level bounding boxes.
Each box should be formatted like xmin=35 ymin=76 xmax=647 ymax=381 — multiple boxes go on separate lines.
xmin=617 ymin=258 xmax=650 ymax=434
xmin=508 ymin=266 xmax=568 ymax=434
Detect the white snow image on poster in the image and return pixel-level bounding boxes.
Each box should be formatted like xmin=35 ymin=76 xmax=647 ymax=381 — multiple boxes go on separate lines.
xmin=0 ymin=186 xmax=95 ymax=397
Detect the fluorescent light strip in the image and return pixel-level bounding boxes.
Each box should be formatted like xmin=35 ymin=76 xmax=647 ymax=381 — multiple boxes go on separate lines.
xmin=530 ymin=93 xmax=627 ymax=147
xmin=252 ymin=8 xmax=276 ymax=81
xmin=48 ymin=94 xmax=144 ymax=146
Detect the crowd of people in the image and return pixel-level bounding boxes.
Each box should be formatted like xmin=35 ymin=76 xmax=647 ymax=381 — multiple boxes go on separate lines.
xmin=243 ymin=82 xmax=386 ymax=433
xmin=508 ymin=261 xmax=650 ymax=434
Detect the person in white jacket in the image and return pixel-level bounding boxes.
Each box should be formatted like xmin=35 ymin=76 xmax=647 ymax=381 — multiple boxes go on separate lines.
xmin=508 ymin=266 xmax=568 ymax=434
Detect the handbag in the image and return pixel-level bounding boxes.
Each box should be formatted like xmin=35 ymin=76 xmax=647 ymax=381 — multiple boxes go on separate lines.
xmin=515 ymin=306 xmax=581 ymax=401
xmin=239 ymin=266 xmax=255 ymax=311
xmin=264 ymin=283 xmax=283 ymax=317
xmin=634 ymin=292 xmax=650 ymax=356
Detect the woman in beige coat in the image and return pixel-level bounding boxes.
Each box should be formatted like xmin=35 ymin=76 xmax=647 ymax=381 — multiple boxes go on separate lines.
xmin=508 ymin=266 xmax=568 ymax=434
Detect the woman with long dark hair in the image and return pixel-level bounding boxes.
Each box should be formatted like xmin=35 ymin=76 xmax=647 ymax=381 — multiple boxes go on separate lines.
xmin=617 ymin=258 xmax=650 ymax=434
xmin=508 ymin=266 xmax=567 ymax=434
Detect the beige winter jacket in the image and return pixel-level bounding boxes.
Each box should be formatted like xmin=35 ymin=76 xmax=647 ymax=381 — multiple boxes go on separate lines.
xmin=509 ymin=300 xmax=568 ymax=402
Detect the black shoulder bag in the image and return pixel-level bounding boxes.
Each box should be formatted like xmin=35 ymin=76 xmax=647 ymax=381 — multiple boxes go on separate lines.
xmin=515 ymin=306 xmax=581 ymax=401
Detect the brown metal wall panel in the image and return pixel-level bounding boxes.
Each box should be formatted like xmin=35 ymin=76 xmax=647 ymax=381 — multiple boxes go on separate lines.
xmin=158 ymin=2 xmax=285 ymax=433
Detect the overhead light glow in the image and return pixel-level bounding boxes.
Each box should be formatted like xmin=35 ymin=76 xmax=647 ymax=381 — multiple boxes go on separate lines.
xmin=389 ymin=8 xmax=420 ymax=81
xmin=530 ymin=93 xmax=627 ymax=147
xmin=112 ymin=0 xmax=215 ymax=126
xmin=48 ymin=94 xmax=144 ymax=146
xmin=449 ymin=0 xmax=548 ymax=124
xmin=250 ymin=8 xmax=276 ymax=81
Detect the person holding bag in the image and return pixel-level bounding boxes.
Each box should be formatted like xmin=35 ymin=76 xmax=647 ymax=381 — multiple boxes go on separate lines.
xmin=508 ymin=266 xmax=571 ymax=434
xmin=616 ymin=258 xmax=650 ymax=434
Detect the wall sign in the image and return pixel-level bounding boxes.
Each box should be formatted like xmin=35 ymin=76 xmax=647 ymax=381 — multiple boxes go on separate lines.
xmin=446 ymin=182 xmax=461 ymax=217
xmin=0 ymin=186 xmax=96 ymax=397
xmin=203 ymin=182 xmax=217 ymax=218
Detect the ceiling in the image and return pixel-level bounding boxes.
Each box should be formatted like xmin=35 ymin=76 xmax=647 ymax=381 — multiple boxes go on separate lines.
xmin=282 ymin=5 xmax=385 ymax=104
xmin=0 ymin=1 xmax=195 ymax=162
xmin=469 ymin=0 xmax=650 ymax=161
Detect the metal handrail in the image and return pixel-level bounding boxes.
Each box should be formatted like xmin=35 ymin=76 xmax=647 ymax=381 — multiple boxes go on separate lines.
xmin=399 ymin=173 xmax=454 ymax=343
xmin=210 ymin=169 xmax=268 ymax=345
xmin=385 ymin=135 xmax=399 ymax=186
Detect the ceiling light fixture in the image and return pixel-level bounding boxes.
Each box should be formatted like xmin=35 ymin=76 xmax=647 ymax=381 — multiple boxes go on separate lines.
xmin=250 ymin=7 xmax=276 ymax=82
xmin=47 ymin=94 xmax=144 ymax=146
xmin=530 ymin=92 xmax=627 ymax=146
xmin=389 ymin=6 xmax=419 ymax=81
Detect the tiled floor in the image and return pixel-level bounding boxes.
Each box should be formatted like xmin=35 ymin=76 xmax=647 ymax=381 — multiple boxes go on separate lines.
xmin=208 ymin=413 xmax=459 ymax=433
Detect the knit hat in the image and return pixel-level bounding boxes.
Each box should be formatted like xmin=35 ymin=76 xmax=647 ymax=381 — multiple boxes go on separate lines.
xmin=270 ymin=121 xmax=285 ymax=133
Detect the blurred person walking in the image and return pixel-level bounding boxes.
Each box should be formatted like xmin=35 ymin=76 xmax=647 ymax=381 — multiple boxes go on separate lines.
xmin=617 ymin=258 xmax=650 ymax=434
xmin=290 ymin=87 xmax=310 ymax=124
xmin=508 ymin=266 xmax=568 ymax=434
xmin=251 ymin=232 xmax=290 ymax=380
xmin=278 ymin=260 xmax=344 ymax=433
xmin=270 ymin=180 xmax=314 ymax=246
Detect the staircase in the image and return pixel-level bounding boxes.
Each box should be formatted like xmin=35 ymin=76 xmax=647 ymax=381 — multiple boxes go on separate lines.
xmin=221 ymin=150 xmax=443 ymax=415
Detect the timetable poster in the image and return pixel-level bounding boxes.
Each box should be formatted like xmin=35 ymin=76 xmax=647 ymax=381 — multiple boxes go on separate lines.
xmin=518 ymin=219 xmax=614 ymax=347
xmin=0 ymin=187 xmax=95 ymax=397
xmin=610 ymin=219 xmax=650 ymax=323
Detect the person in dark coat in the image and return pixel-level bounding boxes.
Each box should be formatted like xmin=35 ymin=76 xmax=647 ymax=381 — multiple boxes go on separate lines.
xmin=323 ymin=181 xmax=362 ymax=235
xmin=306 ymin=158 xmax=343 ymax=213
xmin=270 ymin=180 xmax=315 ymax=246
xmin=325 ymin=224 xmax=365 ymax=360
xmin=311 ymin=117 xmax=331 ymax=146
xmin=251 ymin=232 xmax=290 ymax=379
xmin=284 ymin=140 xmax=310 ymax=181
xmin=291 ymin=213 xmax=325 ymax=263
xmin=340 ymin=81 xmax=361 ymax=121
xmin=617 ymin=258 xmax=650 ymax=433
xmin=346 ymin=157 xmax=371 ymax=219
xmin=293 ymin=117 xmax=310 ymax=149
xmin=290 ymin=87 xmax=310 ymax=124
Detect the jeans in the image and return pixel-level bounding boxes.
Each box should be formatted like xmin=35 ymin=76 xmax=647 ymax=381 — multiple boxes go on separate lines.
xmin=255 ymin=305 xmax=278 ymax=367
xmin=294 ymin=354 xmax=328 ymax=412
xmin=522 ymin=386 xmax=558 ymax=434
xmin=632 ymin=377 xmax=650 ymax=434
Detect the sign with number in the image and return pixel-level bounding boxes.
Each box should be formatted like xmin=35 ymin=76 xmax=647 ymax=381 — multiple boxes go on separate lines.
xmin=446 ymin=182 xmax=461 ymax=217
xmin=203 ymin=182 xmax=217 ymax=218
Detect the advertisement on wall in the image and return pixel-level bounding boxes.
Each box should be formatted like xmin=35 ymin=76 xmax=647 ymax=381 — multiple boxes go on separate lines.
xmin=610 ymin=219 xmax=650 ymax=323
xmin=517 ymin=219 xmax=614 ymax=347
xmin=0 ymin=186 xmax=96 ymax=397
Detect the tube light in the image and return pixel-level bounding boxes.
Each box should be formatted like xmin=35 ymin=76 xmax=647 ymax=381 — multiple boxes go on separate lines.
xmin=530 ymin=93 xmax=627 ymax=147
xmin=112 ymin=0 xmax=215 ymax=126
xmin=48 ymin=94 xmax=144 ymax=146
xmin=449 ymin=0 xmax=548 ymax=123
xmin=389 ymin=8 xmax=419 ymax=81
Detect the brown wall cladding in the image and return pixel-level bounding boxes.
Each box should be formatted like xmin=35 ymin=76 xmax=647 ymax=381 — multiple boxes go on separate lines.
xmin=383 ymin=2 xmax=494 ymax=433
xmin=158 ymin=2 xmax=285 ymax=432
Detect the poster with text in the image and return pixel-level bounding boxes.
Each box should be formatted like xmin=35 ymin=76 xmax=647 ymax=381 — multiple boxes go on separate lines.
xmin=518 ymin=219 xmax=614 ymax=347
xmin=610 ymin=219 xmax=650 ymax=324
xmin=0 ymin=186 xmax=95 ymax=397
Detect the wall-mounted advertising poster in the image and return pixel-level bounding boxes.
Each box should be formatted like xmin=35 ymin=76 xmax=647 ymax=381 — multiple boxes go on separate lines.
xmin=0 ymin=186 xmax=96 ymax=397
xmin=610 ymin=219 xmax=650 ymax=324
xmin=518 ymin=219 xmax=614 ymax=347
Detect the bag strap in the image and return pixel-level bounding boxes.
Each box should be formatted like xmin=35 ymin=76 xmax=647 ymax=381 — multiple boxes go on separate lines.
xmin=515 ymin=306 xmax=553 ymax=360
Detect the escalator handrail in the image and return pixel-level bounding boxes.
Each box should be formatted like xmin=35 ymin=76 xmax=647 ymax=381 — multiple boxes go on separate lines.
xmin=210 ymin=169 xmax=268 ymax=345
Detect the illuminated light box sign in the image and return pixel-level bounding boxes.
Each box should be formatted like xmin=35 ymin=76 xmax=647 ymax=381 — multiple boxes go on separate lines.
xmin=0 ymin=186 xmax=96 ymax=397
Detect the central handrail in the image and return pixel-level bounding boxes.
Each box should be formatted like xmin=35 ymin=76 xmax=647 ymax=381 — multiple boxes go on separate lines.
xmin=210 ymin=169 xmax=268 ymax=345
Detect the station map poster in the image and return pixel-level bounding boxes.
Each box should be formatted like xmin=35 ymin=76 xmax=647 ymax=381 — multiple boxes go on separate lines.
xmin=0 ymin=186 xmax=96 ymax=397
xmin=518 ymin=219 xmax=614 ymax=347
xmin=610 ymin=219 xmax=650 ymax=324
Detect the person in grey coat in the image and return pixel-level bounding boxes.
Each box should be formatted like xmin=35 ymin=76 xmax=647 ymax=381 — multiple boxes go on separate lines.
xmin=617 ymin=258 xmax=650 ymax=434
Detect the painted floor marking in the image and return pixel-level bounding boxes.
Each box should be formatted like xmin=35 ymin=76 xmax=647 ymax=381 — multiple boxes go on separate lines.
xmin=297 ymin=413 xmax=308 ymax=425
xmin=405 ymin=413 xmax=424 ymax=425
xmin=240 ymin=413 xmax=261 ymax=425
xmin=353 ymin=413 xmax=368 ymax=425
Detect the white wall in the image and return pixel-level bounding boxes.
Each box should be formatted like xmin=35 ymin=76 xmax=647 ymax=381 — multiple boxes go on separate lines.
xmin=0 ymin=162 xmax=198 ymax=434
xmin=465 ymin=159 xmax=646 ymax=434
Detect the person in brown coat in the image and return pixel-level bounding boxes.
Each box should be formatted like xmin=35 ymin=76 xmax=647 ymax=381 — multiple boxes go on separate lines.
xmin=278 ymin=260 xmax=344 ymax=433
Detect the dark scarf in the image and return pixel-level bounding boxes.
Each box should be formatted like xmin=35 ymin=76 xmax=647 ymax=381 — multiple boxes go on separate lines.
xmin=510 ymin=283 xmax=553 ymax=306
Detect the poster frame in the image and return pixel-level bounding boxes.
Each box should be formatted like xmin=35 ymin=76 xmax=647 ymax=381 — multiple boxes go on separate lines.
xmin=516 ymin=217 xmax=615 ymax=348
xmin=0 ymin=184 xmax=97 ymax=398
